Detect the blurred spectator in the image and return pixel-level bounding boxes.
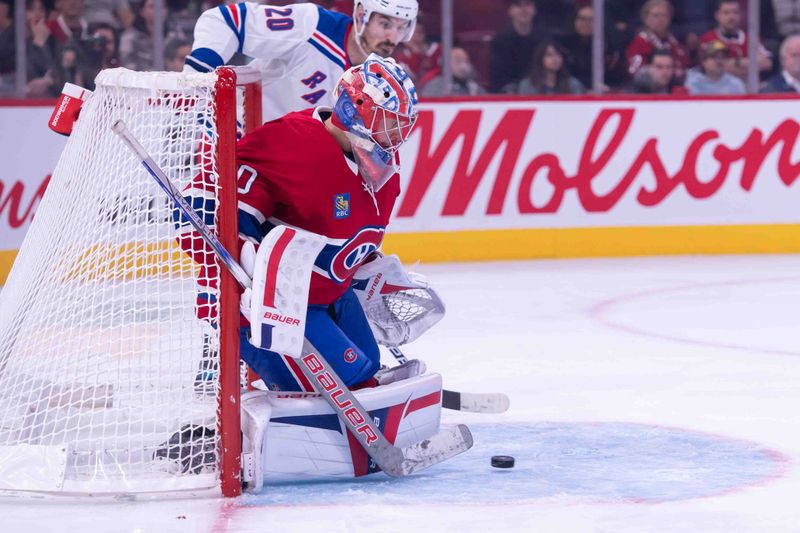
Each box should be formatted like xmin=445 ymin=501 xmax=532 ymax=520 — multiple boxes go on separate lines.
xmin=558 ymin=4 xmax=628 ymax=91
xmin=531 ymin=0 xmax=572 ymax=38
xmin=166 ymin=0 xmax=201 ymax=38
xmin=119 ymin=0 xmax=153 ymax=70
xmin=511 ymin=40 xmax=586 ymax=95
xmin=164 ymin=35 xmax=189 ymax=71
xmin=489 ymin=0 xmax=541 ymax=93
xmin=0 ymin=0 xmax=13 ymax=94
xmin=761 ymin=34 xmax=800 ymax=92
xmin=25 ymin=0 xmax=58 ymax=96
xmin=700 ymin=0 xmax=772 ymax=79
xmin=83 ymin=0 xmax=132 ymax=31
xmin=558 ymin=4 xmax=593 ymax=88
xmin=671 ymin=0 xmax=715 ymax=39
xmin=0 ymin=0 xmax=13 ymax=74
xmin=88 ymin=21 xmax=119 ymax=69
xmin=120 ymin=0 xmax=180 ymax=71
xmin=686 ymin=39 xmax=746 ymax=93
xmin=606 ymin=0 xmax=642 ymax=39
xmin=395 ymin=21 xmax=440 ymax=88
xmin=49 ymin=39 xmax=95 ymax=90
xmin=629 ymin=48 xmax=688 ymax=93
xmin=0 ymin=0 xmax=62 ymax=97
xmin=670 ymin=0 xmax=715 ymax=65
xmin=742 ymin=0 xmax=780 ymax=51
xmin=626 ymin=0 xmax=691 ymax=81
xmin=772 ymin=0 xmax=800 ymax=39
xmin=46 ymin=0 xmax=89 ymax=44
xmin=422 ymin=46 xmax=486 ymax=97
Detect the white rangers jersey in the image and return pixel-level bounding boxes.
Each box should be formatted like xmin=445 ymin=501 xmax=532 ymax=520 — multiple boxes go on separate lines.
xmin=184 ymin=2 xmax=352 ymax=122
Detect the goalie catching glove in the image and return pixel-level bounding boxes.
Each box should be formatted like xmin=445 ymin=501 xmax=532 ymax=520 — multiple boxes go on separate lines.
xmin=351 ymin=254 xmax=445 ymax=346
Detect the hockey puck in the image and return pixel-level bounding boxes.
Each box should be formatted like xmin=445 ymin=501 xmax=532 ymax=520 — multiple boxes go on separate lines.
xmin=491 ymin=455 xmax=515 ymax=468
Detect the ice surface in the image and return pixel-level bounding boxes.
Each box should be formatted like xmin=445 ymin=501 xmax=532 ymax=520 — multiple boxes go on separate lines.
xmin=2 ymin=255 xmax=799 ymax=532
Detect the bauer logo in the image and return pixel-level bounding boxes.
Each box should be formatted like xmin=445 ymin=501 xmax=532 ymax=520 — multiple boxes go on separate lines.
xmin=334 ymin=193 xmax=350 ymax=219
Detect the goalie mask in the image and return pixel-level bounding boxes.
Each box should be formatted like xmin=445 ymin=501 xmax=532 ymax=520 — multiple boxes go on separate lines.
xmin=332 ymin=54 xmax=419 ymax=193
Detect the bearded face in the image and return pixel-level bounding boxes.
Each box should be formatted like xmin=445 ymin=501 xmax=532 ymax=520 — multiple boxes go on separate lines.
xmin=359 ymin=11 xmax=411 ymax=58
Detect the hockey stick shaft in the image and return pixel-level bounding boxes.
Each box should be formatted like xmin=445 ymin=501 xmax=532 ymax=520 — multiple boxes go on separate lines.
xmin=387 ymin=345 xmax=510 ymax=414
xmin=112 ymin=120 xmax=252 ymax=290
xmin=113 ymin=119 xmax=471 ymax=476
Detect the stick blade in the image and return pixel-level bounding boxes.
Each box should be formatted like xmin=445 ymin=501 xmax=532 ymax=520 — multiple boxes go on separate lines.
xmin=383 ymin=424 xmax=474 ymax=477
xmin=442 ymin=390 xmax=510 ymax=413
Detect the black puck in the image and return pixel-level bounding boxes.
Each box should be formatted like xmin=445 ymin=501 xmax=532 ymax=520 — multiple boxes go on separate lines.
xmin=491 ymin=455 xmax=515 ymax=468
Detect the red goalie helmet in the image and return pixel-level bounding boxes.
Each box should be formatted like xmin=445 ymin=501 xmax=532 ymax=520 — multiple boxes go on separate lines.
xmin=332 ymin=54 xmax=419 ymax=193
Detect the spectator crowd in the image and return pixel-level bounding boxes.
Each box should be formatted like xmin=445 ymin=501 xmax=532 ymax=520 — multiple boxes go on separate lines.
xmin=2 ymin=0 xmax=800 ymax=97
xmin=0 ymin=0 xmax=199 ymax=95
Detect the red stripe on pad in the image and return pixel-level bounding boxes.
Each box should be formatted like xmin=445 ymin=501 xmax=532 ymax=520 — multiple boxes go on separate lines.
xmin=284 ymin=354 xmax=315 ymax=392
xmin=404 ymin=391 xmax=442 ymax=418
xmin=380 ymin=282 xmax=416 ymax=294
xmin=346 ymin=430 xmax=371 ymax=477
xmin=382 ymin=404 xmax=405 ymax=444
xmin=262 ymin=228 xmax=296 ymax=307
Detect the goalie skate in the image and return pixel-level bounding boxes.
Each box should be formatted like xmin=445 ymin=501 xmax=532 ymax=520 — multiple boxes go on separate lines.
xmin=153 ymin=425 xmax=217 ymax=475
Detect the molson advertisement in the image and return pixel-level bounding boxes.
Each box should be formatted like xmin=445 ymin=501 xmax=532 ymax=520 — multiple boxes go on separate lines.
xmin=2 ymin=96 xmax=800 ymax=282
xmin=386 ymin=96 xmax=800 ymax=261
xmin=0 ymin=105 xmax=61 ymax=282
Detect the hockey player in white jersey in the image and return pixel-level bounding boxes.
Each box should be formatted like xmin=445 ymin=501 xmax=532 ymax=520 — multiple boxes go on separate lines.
xmin=184 ymin=0 xmax=419 ymax=121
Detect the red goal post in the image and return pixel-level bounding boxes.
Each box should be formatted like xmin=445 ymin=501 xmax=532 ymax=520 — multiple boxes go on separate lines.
xmin=0 ymin=67 xmax=262 ymax=498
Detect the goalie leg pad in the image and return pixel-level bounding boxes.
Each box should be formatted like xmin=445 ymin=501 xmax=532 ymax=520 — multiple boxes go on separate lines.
xmin=243 ymin=373 xmax=443 ymax=487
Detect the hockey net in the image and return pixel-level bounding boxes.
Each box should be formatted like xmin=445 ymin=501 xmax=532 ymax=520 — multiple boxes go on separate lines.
xmin=0 ymin=68 xmax=259 ymax=497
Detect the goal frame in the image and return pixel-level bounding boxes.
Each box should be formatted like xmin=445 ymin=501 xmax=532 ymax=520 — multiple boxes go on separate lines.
xmin=213 ymin=66 xmax=262 ymax=498
xmin=0 ymin=66 xmax=263 ymax=499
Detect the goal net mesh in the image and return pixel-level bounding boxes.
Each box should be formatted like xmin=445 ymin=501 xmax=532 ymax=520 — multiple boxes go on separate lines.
xmin=0 ymin=69 xmax=229 ymax=495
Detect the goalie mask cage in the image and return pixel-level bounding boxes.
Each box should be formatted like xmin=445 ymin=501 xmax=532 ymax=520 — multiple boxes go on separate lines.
xmin=0 ymin=67 xmax=261 ymax=498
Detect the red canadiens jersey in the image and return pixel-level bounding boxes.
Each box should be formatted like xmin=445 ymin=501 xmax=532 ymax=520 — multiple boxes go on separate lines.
xmin=700 ymin=29 xmax=769 ymax=60
xmin=178 ymin=108 xmax=400 ymax=311
xmin=626 ymin=30 xmax=691 ymax=77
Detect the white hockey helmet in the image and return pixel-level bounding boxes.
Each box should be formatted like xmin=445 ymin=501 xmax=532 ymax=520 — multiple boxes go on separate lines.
xmin=353 ymin=0 xmax=419 ymax=44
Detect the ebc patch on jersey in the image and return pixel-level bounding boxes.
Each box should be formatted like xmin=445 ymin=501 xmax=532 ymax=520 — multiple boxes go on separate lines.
xmin=316 ymin=226 xmax=385 ymax=284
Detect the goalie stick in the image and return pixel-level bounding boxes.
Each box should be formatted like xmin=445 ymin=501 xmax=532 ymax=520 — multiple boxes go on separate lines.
xmin=112 ymin=119 xmax=473 ymax=478
xmin=387 ymin=346 xmax=510 ymax=414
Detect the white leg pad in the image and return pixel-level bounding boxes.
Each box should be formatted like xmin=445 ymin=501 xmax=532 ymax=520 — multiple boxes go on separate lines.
xmin=241 ymin=391 xmax=273 ymax=492
xmin=241 ymin=373 xmax=444 ymax=489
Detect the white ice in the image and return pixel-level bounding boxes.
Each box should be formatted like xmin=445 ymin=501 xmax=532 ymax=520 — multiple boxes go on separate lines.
xmin=3 ymin=255 xmax=800 ymax=532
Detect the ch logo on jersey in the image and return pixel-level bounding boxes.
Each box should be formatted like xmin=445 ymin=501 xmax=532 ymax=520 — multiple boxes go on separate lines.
xmin=323 ymin=226 xmax=385 ymax=284
xmin=334 ymin=193 xmax=350 ymax=219
xmin=343 ymin=348 xmax=356 ymax=363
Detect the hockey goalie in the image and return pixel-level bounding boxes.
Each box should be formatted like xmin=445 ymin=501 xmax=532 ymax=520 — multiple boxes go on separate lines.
xmin=169 ymin=55 xmax=471 ymax=488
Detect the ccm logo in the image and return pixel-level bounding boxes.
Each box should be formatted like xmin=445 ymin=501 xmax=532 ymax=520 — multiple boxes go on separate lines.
xmin=301 ymin=353 xmax=378 ymax=445
xmin=263 ymin=311 xmax=300 ymax=326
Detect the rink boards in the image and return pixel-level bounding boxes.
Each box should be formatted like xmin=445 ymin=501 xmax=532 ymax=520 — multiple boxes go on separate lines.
xmin=3 ymin=95 xmax=800 ymax=281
